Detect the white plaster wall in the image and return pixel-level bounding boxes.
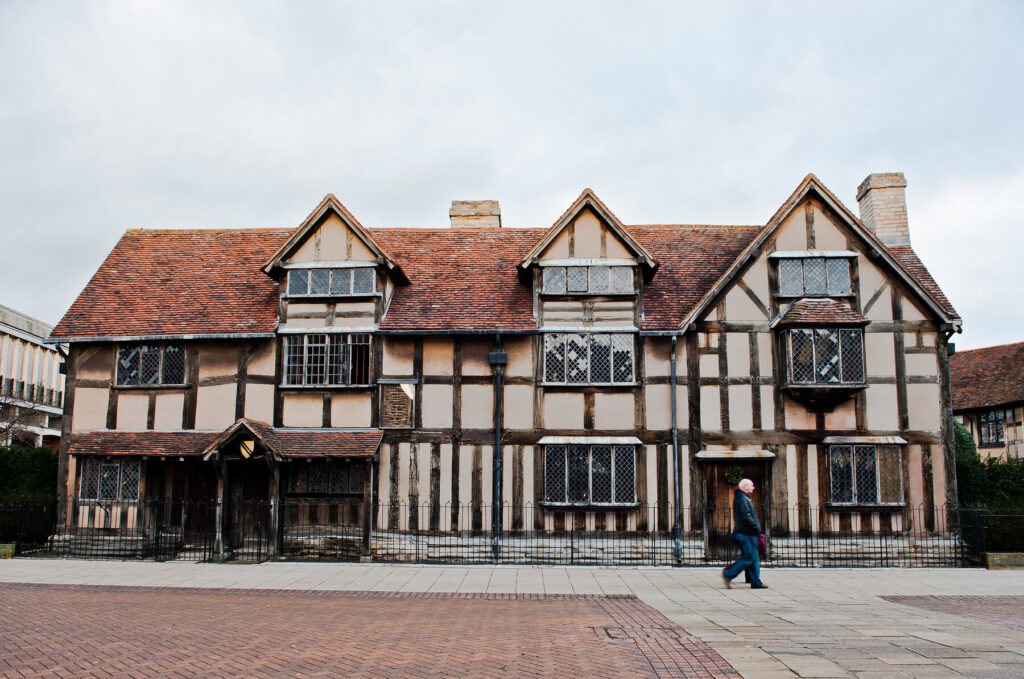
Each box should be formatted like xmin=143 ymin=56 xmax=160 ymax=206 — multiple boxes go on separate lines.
xmin=76 ymin=347 xmax=114 ymax=380
xmin=905 ymin=352 xmax=937 ymax=376
xmin=195 ymin=383 xmax=238 ymax=429
xmin=382 ymin=338 xmax=414 ymax=376
xmin=858 ymin=260 xmax=893 ymax=321
xmin=699 ymin=353 xmax=718 ymax=378
xmin=282 ymin=392 xmax=323 ymax=428
xmin=644 ymin=339 xmax=671 ymax=378
xmin=422 ymin=338 xmax=453 ymax=376
xmin=461 ymin=340 xmax=491 ymax=376
xmin=115 ymin=393 xmax=149 ymax=430
xmin=784 ymin=398 xmax=816 ymax=430
xmin=773 ymin=210 xmax=807 ymax=250
xmin=700 ymin=386 xmax=720 ymax=431
xmin=505 ymin=337 xmax=533 ymax=378
xmin=243 ymin=384 xmax=274 ymax=424
xmin=865 ymin=333 xmax=896 ymax=377
xmin=248 ymin=341 xmax=277 ymax=376
xmin=543 ymin=393 xmax=583 ymax=429
xmin=331 ymin=392 xmax=372 ymax=427
xmin=421 ymin=384 xmax=453 ymax=428
xmin=728 ymin=385 xmax=753 ymax=431
xmin=813 ymin=206 xmax=848 ymax=250
xmin=866 ymin=384 xmax=899 ymax=431
xmin=824 ymin=399 xmax=856 ymax=430
xmin=907 ymin=383 xmax=940 ymax=430
xmin=724 ymin=286 xmax=764 ymax=322
xmin=462 ymin=385 xmax=494 ymax=429
xmin=594 ymin=393 xmax=633 ymax=430
xmin=760 ymin=386 xmax=774 ymax=428
xmin=726 ymin=333 xmax=749 ymax=377
xmin=154 ymin=392 xmax=185 ymax=430
xmin=503 ymin=385 xmax=533 ymax=429
xmin=72 ymin=388 xmax=108 ymax=432
xmin=198 ymin=346 xmax=237 ymax=380
xmin=644 ymin=385 xmax=687 ymax=430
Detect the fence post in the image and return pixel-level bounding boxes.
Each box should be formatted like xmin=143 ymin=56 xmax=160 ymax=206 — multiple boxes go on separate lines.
xmin=16 ymin=497 xmax=26 ymax=552
xmin=255 ymin=521 xmax=263 ymax=564
xmin=154 ymin=522 xmax=165 ymax=562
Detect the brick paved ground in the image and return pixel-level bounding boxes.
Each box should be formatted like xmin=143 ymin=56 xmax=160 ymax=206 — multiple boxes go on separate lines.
xmin=884 ymin=596 xmax=1024 ymax=634
xmin=0 ymin=583 xmax=738 ymax=679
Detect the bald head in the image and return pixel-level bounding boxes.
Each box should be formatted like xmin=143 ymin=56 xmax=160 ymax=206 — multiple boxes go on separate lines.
xmin=738 ymin=479 xmax=754 ymax=495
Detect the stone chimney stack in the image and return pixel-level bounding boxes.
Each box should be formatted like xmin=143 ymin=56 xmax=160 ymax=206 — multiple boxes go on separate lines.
xmin=856 ymin=172 xmax=910 ymax=246
xmin=449 ymin=200 xmax=501 ymax=228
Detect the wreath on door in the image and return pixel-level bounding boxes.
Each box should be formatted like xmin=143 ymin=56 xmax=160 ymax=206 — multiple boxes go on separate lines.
xmin=724 ymin=464 xmax=744 ymax=486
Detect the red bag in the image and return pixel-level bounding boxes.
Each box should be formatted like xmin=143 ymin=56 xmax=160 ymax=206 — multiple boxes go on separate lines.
xmin=757 ymin=533 xmax=768 ymax=558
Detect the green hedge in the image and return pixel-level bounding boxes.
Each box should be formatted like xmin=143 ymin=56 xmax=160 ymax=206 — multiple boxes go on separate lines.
xmin=955 ymin=420 xmax=1024 ymax=552
xmin=0 ymin=445 xmax=58 ymax=503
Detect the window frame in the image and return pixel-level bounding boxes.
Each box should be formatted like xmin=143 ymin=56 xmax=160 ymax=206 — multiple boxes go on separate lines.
xmin=774 ymin=255 xmax=854 ymax=298
xmin=115 ymin=344 xmax=187 ymax=387
xmin=542 ymin=444 xmax=638 ymax=507
xmin=979 ymin=409 xmax=1005 ymax=446
xmin=827 ymin=444 xmax=904 ymax=507
xmin=286 ymin=266 xmax=378 ymax=298
xmin=540 ymin=265 xmax=635 ymax=296
xmin=542 ymin=333 xmax=636 ymax=386
xmin=787 ymin=328 xmax=865 ymax=386
xmin=78 ymin=458 xmax=141 ymax=501
xmin=282 ymin=333 xmax=373 ymax=387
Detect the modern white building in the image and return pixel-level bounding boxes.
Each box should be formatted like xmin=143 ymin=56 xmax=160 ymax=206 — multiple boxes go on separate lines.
xmin=0 ymin=303 xmax=65 ymax=448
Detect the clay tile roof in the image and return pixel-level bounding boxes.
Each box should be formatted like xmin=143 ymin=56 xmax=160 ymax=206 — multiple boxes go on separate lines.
xmin=951 ymin=341 xmax=1024 ymax=411
xmin=69 ymin=430 xmax=220 ymax=456
xmin=262 ymin=429 xmax=383 ymax=458
xmin=773 ymin=299 xmax=869 ymax=327
xmin=629 ymin=225 xmax=762 ymax=329
xmin=886 ymin=246 xmax=959 ymax=320
xmin=372 ymin=228 xmax=544 ymax=331
xmin=52 ymin=229 xmax=291 ymax=340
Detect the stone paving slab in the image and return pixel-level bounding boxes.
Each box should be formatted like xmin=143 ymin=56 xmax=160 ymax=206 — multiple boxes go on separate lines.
xmin=4 ymin=561 xmax=1024 ymax=678
xmin=0 ymin=583 xmax=737 ymax=679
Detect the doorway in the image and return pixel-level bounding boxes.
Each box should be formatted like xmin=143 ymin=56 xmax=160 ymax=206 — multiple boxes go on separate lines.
xmin=223 ymin=460 xmax=272 ymax=557
xmin=702 ymin=460 xmax=769 ymax=560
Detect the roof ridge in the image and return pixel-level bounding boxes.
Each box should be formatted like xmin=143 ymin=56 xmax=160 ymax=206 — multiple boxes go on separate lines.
xmin=953 ymin=340 xmax=1024 ymax=356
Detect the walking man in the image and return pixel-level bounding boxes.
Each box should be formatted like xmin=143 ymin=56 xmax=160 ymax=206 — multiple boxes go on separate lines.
xmin=722 ymin=478 xmax=767 ymax=589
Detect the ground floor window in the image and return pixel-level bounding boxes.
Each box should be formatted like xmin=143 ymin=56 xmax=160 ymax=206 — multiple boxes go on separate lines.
xmin=979 ymin=409 xmax=1004 ymax=445
xmin=544 ymin=444 xmax=636 ymax=505
xmin=287 ymin=459 xmax=366 ymax=494
xmin=78 ymin=458 xmax=141 ymax=501
xmin=828 ymin=445 xmax=902 ymax=505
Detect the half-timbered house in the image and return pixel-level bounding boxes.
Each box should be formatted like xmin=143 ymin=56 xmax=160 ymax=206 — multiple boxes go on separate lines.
xmin=48 ymin=172 xmax=962 ymax=563
xmin=952 ymin=341 xmax=1024 ymax=460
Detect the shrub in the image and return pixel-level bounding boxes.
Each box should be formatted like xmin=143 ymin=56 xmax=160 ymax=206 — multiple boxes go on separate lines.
xmin=0 ymin=445 xmax=58 ymax=503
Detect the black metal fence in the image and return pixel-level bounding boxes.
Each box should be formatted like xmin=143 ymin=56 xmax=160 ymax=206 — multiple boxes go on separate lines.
xmin=0 ymin=497 xmax=1016 ymax=567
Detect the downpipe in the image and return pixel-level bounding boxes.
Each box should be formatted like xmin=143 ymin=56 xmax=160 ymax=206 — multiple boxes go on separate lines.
xmin=670 ymin=335 xmax=682 ymax=564
xmin=489 ymin=335 xmax=507 ymax=561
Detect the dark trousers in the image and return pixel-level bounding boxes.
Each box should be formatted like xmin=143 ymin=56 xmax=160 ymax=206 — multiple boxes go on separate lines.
xmin=722 ymin=533 xmax=761 ymax=586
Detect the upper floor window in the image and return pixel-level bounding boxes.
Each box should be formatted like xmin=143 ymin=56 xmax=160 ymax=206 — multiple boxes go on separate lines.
xmin=788 ymin=328 xmax=864 ymax=384
xmin=778 ymin=257 xmax=852 ymax=296
xmin=829 ymin=445 xmax=903 ymax=505
xmin=979 ymin=410 xmax=1004 ymax=446
xmin=542 ymin=265 xmax=633 ymax=295
xmin=543 ymin=333 xmax=635 ymax=385
xmin=284 ymin=333 xmax=371 ymax=386
xmin=544 ymin=444 xmax=636 ymax=505
xmin=287 ymin=267 xmax=376 ymax=297
xmin=79 ymin=458 xmax=140 ymax=501
xmin=117 ymin=345 xmax=185 ymax=386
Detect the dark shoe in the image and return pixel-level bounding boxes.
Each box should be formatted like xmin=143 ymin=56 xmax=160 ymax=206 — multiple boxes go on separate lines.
xmin=751 ymin=584 xmax=769 ymax=589
xmin=722 ymin=573 xmax=732 ymax=589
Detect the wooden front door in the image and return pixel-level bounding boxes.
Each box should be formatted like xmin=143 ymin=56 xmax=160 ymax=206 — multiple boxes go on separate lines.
xmin=703 ymin=460 xmax=769 ymax=560
xmin=223 ymin=460 xmax=271 ymax=553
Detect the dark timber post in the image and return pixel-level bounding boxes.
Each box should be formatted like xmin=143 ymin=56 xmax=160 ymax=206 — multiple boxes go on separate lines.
xmin=489 ymin=335 xmax=507 ymax=561
xmin=670 ymin=335 xmax=682 ymax=563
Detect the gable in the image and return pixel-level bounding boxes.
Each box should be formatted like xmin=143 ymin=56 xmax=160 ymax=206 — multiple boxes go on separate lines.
xmin=538 ymin=207 xmax=635 ymax=261
xmin=285 ymin=211 xmax=378 ymax=264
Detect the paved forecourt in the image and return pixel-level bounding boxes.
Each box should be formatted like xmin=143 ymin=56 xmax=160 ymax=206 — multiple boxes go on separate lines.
xmin=3 ymin=561 xmax=1024 ymax=678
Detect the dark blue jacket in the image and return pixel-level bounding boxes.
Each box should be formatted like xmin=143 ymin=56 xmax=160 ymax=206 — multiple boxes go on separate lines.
xmin=732 ymin=488 xmax=761 ymax=536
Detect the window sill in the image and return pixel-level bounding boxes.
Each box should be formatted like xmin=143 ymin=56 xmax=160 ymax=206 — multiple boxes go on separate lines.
xmin=113 ymin=384 xmax=189 ymax=390
xmin=824 ymin=503 xmax=906 ymax=512
xmin=541 ymin=382 xmax=638 ymax=389
xmin=978 ymin=442 xmax=1006 ymax=449
xmin=540 ymin=502 xmax=640 ymax=509
xmin=279 ymin=384 xmax=375 ymax=390
xmin=539 ymin=292 xmax=637 ymax=299
xmin=775 ymin=293 xmax=856 ymax=300
xmin=285 ymin=293 xmax=381 ymax=301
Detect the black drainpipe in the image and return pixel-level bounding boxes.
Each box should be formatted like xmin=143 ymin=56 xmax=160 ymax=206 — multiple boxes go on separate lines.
xmin=670 ymin=334 xmax=682 ymax=563
xmin=489 ymin=334 xmax=507 ymax=560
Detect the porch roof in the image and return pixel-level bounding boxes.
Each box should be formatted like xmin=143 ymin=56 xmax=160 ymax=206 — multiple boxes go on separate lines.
xmin=68 ymin=430 xmax=220 ymax=457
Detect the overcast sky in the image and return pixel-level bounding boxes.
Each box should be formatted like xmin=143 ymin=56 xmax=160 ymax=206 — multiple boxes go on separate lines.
xmin=1 ymin=1 xmax=1021 ymax=350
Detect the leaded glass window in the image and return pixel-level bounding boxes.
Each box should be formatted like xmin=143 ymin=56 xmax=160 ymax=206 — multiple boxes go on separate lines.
xmin=284 ymin=334 xmax=372 ymax=386
xmin=543 ymin=334 xmax=636 ymax=385
xmin=544 ymin=444 xmax=637 ymax=505
xmin=829 ymin=445 xmax=903 ymax=505
xmin=78 ymin=458 xmax=141 ymax=501
xmin=980 ymin=410 xmax=1005 ymax=445
xmin=540 ymin=265 xmax=634 ymax=295
xmin=775 ymin=257 xmax=854 ymax=296
xmin=287 ymin=268 xmax=376 ymax=296
xmin=287 ymin=460 xmax=366 ymax=494
xmin=117 ymin=345 xmax=187 ymax=386
xmin=788 ymin=328 xmax=864 ymax=385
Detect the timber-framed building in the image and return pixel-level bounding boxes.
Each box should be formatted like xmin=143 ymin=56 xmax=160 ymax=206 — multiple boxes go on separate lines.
xmin=49 ymin=172 xmax=962 ymax=562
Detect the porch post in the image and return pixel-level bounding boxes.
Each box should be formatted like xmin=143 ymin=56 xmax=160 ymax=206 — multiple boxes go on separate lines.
xmin=268 ymin=459 xmax=280 ymax=558
xmin=361 ymin=460 xmax=374 ymax=558
xmin=215 ymin=459 xmax=225 ymax=561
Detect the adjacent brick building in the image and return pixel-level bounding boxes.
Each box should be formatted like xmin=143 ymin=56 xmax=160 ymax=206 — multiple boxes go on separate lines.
xmin=49 ymin=172 xmax=961 ymax=561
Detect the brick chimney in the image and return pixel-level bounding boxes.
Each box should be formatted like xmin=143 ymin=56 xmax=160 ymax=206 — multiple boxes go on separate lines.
xmin=449 ymin=200 xmax=501 ymax=228
xmin=856 ymin=172 xmax=910 ymax=246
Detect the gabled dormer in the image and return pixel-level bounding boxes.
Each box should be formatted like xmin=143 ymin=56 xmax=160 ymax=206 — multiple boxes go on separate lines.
xmin=518 ymin=189 xmax=658 ymax=334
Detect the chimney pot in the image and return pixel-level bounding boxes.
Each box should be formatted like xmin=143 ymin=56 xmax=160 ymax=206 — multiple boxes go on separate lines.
xmin=856 ymin=172 xmax=910 ymax=246
xmin=449 ymin=200 xmax=501 ymax=228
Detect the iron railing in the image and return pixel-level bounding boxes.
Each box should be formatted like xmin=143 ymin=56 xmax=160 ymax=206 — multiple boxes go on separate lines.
xmin=0 ymin=497 xmax=1013 ymax=567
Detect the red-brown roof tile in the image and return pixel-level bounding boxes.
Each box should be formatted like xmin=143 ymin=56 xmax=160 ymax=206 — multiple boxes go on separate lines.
xmin=774 ymin=299 xmax=869 ymax=326
xmin=52 ymin=229 xmax=291 ymax=340
xmin=951 ymin=341 xmax=1024 ymax=411
xmin=887 ymin=246 xmax=960 ymax=320
xmin=69 ymin=430 xmax=220 ymax=456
